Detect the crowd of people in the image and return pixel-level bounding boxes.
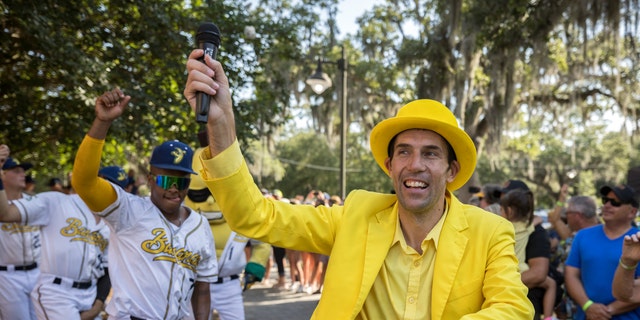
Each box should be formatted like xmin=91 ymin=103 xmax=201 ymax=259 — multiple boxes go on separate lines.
xmin=1 ymin=46 xmax=640 ymax=320
xmin=469 ymin=179 xmax=640 ymax=320
xmin=260 ymin=189 xmax=341 ymax=296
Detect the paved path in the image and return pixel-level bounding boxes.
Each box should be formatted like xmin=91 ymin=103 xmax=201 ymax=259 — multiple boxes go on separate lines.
xmin=242 ymin=264 xmax=320 ymax=320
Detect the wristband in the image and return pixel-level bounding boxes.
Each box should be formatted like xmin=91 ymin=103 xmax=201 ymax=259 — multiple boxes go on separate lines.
xmin=0 ymin=178 xmax=4 ymax=191
xmin=555 ymin=201 xmax=564 ymax=207
xmin=582 ymin=300 xmax=594 ymax=312
xmin=619 ymin=258 xmax=639 ymax=270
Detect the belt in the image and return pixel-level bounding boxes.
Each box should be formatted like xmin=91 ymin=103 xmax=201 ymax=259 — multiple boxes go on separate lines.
xmin=0 ymin=262 xmax=38 ymax=271
xmin=214 ymin=274 xmax=239 ymax=284
xmin=53 ymin=277 xmax=92 ymax=289
xmin=130 ymin=317 xmax=145 ymax=320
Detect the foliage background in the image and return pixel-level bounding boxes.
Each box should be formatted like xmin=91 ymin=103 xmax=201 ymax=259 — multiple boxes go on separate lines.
xmin=2 ymin=0 xmax=640 ymax=208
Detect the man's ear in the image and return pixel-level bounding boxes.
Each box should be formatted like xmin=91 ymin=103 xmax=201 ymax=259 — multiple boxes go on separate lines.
xmin=146 ymin=174 xmax=154 ymax=188
xmin=384 ymin=157 xmax=392 ymax=174
xmin=447 ymin=160 xmax=460 ymax=183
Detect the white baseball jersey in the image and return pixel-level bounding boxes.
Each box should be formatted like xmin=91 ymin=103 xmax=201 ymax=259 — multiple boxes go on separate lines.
xmin=0 ymin=193 xmax=41 ymax=266
xmin=99 ymin=185 xmax=217 ymax=320
xmin=0 ymin=193 xmax=40 ymax=320
xmin=11 ymin=191 xmax=110 ymax=319
xmin=14 ymin=192 xmax=109 ymax=280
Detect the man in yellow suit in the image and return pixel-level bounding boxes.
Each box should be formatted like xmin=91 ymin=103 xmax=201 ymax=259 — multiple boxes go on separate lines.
xmin=183 ymin=50 xmax=533 ymax=319
xmin=184 ymin=146 xmax=270 ymax=320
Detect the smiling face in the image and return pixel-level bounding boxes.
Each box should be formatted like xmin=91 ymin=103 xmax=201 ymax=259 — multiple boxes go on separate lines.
xmin=600 ymin=191 xmax=637 ymax=226
xmin=148 ymin=166 xmax=191 ymax=217
xmin=384 ymin=129 xmax=459 ymax=217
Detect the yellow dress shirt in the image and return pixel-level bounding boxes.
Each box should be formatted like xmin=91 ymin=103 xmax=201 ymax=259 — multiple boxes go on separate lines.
xmin=359 ymin=204 xmax=447 ymax=319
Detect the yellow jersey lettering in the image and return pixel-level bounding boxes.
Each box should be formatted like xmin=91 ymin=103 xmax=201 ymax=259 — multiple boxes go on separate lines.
xmin=140 ymin=228 xmax=202 ymax=271
xmin=60 ymin=218 xmax=108 ymax=251
xmin=1 ymin=223 xmax=40 ymax=234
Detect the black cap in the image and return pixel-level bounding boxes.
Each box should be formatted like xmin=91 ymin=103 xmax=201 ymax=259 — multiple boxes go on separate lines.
xmin=99 ymin=166 xmax=129 ymax=189
xmin=2 ymin=157 xmax=33 ymax=171
xmin=600 ymin=184 xmax=639 ymax=208
xmin=48 ymin=177 xmax=62 ymax=187
xmin=495 ymin=179 xmax=530 ymax=198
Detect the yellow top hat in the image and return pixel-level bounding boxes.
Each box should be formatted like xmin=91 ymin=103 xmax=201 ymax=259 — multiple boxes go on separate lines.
xmin=369 ymin=99 xmax=477 ymax=191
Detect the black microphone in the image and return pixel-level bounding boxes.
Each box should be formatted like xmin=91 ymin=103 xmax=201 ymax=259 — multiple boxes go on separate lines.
xmin=195 ymin=22 xmax=221 ymax=123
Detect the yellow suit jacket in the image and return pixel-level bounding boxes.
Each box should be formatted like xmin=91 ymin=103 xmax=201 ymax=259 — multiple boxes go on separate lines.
xmin=204 ymin=159 xmax=533 ymax=319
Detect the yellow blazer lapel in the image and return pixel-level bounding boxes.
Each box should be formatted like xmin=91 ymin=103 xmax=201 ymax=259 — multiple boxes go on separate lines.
xmin=357 ymin=206 xmax=396 ymax=309
xmin=431 ymin=198 xmax=469 ymax=319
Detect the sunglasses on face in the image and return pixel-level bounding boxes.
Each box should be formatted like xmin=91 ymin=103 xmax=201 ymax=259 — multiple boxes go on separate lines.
xmin=152 ymin=175 xmax=190 ymax=191
xmin=601 ymin=197 xmax=624 ymax=207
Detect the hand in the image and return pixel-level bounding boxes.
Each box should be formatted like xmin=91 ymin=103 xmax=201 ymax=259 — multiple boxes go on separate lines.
xmin=621 ymin=231 xmax=640 ymax=266
xmin=243 ymin=262 xmax=265 ymax=291
xmin=585 ymin=302 xmax=611 ymax=319
xmin=79 ymin=299 xmax=104 ymax=320
xmin=243 ymin=272 xmax=258 ymax=292
xmin=95 ymin=88 xmax=130 ymax=122
xmin=559 ymin=183 xmax=569 ymax=201
xmin=184 ymin=49 xmax=235 ymax=155
xmin=0 ymin=144 xmax=9 ymax=167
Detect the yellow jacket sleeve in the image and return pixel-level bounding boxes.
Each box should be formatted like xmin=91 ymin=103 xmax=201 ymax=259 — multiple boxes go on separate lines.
xmin=72 ymin=135 xmax=117 ymax=212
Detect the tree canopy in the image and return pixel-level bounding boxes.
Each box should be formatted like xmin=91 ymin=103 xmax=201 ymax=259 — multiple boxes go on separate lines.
xmin=2 ymin=0 xmax=640 ymax=207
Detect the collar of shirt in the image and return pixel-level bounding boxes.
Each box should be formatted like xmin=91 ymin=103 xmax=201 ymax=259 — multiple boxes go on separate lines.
xmin=391 ymin=198 xmax=449 ymax=253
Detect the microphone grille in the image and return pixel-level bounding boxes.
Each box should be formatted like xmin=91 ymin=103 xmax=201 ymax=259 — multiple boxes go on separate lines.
xmin=196 ymin=22 xmax=221 ymax=46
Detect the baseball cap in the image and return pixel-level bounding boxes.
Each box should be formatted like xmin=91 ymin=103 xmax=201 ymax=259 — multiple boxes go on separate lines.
xmin=600 ymin=184 xmax=639 ymax=208
xmin=2 ymin=157 xmax=33 ymax=171
xmin=495 ymin=179 xmax=530 ymax=198
xmin=150 ymin=140 xmax=196 ymax=174
xmin=48 ymin=177 xmax=62 ymax=187
xmin=99 ymin=166 xmax=129 ymax=189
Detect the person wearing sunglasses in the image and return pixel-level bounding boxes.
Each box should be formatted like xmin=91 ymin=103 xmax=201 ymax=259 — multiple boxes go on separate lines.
xmin=564 ymin=184 xmax=640 ymax=320
xmin=71 ymin=88 xmax=218 ymax=320
xmin=184 ymin=145 xmax=272 ymax=320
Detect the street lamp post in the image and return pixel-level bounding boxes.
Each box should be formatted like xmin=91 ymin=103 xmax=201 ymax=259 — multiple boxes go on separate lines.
xmin=305 ymin=45 xmax=347 ymax=200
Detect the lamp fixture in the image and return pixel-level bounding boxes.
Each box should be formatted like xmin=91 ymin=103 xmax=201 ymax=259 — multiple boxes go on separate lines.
xmin=305 ymin=60 xmax=333 ymax=94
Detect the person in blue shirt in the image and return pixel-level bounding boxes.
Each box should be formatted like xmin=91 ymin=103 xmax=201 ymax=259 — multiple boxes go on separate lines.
xmin=565 ymin=184 xmax=640 ymax=319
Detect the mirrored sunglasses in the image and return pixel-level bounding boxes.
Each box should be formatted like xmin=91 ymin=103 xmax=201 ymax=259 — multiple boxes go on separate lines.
xmin=153 ymin=175 xmax=190 ymax=191
xmin=601 ymin=197 xmax=623 ymax=207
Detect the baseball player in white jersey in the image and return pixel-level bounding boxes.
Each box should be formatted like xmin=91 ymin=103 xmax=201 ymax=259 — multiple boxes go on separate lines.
xmin=184 ymin=147 xmax=271 ymax=320
xmin=0 ymin=150 xmax=39 ymax=320
xmin=0 ymin=146 xmax=112 ymax=320
xmin=71 ymin=88 xmax=218 ymax=320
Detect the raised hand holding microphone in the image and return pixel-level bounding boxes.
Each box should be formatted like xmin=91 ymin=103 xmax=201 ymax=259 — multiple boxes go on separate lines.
xmin=195 ymin=22 xmax=221 ymax=123
xmin=184 ymin=43 xmax=234 ymax=157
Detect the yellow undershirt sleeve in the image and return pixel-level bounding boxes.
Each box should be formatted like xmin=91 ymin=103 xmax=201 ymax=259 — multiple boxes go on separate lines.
xmin=72 ymin=135 xmax=117 ymax=212
xmin=248 ymin=240 xmax=272 ymax=267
